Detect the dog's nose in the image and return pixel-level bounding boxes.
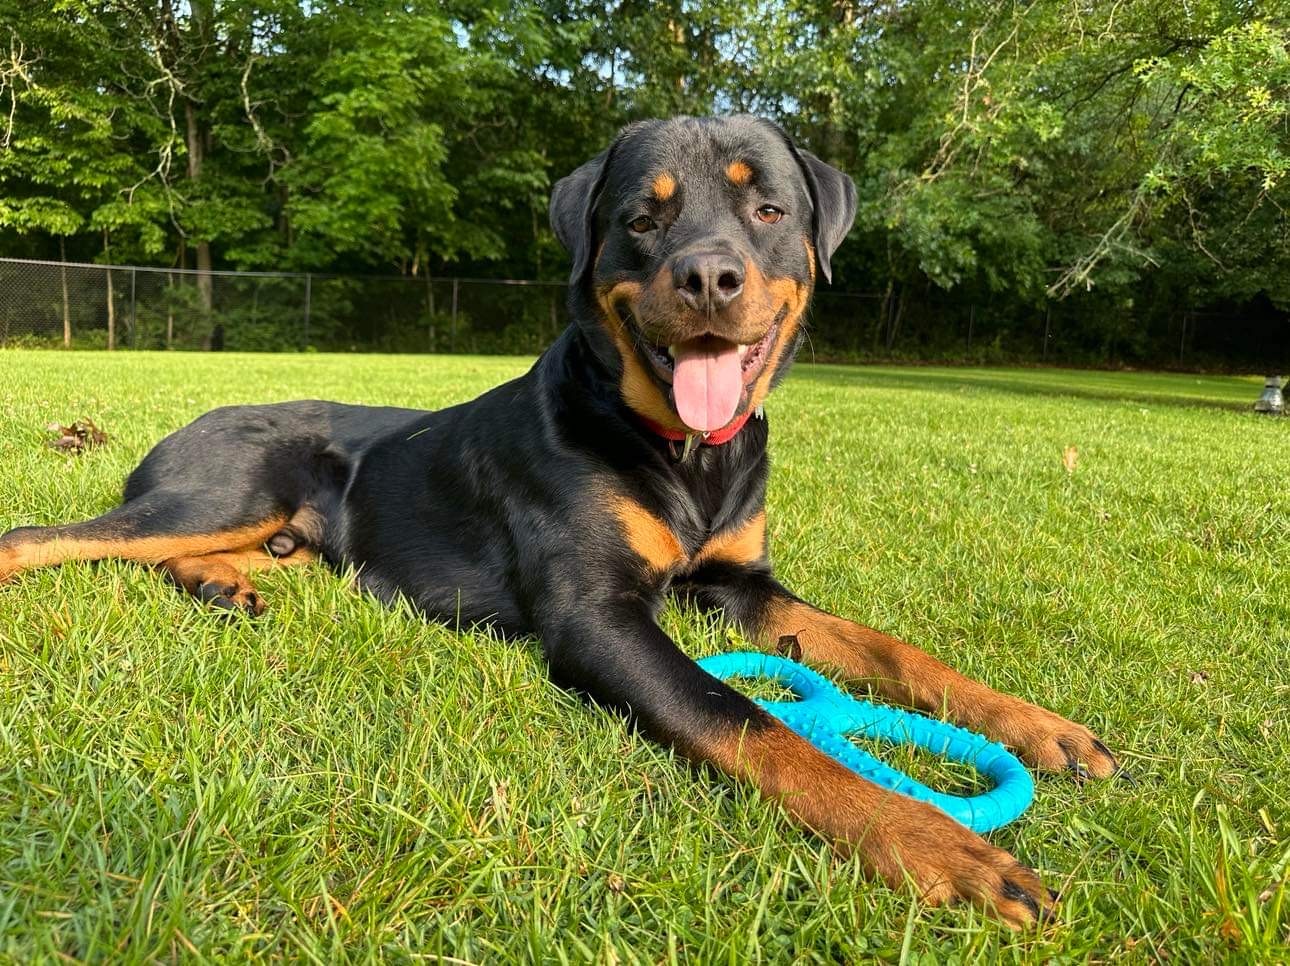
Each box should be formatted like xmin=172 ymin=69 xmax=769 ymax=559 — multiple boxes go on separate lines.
xmin=673 ymin=252 xmax=745 ymax=312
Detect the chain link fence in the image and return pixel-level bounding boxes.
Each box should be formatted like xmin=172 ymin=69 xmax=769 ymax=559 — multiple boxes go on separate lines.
xmin=1 ymin=256 xmax=1283 ymax=368
xmin=809 ymin=290 xmax=1288 ymax=370
xmin=0 ymin=258 xmax=567 ymax=355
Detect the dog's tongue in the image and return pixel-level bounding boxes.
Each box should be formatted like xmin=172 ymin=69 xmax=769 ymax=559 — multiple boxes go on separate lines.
xmin=671 ymin=337 xmax=743 ymax=433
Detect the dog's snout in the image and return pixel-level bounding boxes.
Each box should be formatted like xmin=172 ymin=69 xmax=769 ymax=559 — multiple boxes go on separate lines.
xmin=672 ymin=252 xmax=745 ymax=312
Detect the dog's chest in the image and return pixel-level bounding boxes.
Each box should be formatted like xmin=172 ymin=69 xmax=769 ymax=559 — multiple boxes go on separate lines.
xmin=610 ymin=494 xmax=766 ymax=584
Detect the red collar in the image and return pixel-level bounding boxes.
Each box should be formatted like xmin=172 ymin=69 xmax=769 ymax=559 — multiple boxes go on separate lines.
xmin=635 ymin=408 xmax=754 ymax=447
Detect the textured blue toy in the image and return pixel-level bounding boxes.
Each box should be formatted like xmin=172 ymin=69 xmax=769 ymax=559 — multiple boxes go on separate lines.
xmin=696 ymin=652 xmax=1034 ymax=833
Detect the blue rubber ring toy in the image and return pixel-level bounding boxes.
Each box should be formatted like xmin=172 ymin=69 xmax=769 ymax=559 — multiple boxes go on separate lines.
xmin=696 ymin=652 xmax=1034 ymax=833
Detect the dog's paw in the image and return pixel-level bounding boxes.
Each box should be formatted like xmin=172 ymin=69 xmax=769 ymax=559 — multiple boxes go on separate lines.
xmin=995 ymin=702 xmax=1119 ymax=781
xmin=196 ymin=579 xmax=265 ymax=617
xmin=870 ymin=798 xmax=1056 ymax=928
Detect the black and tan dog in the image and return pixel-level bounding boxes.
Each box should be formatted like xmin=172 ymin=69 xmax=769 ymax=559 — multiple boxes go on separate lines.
xmin=1 ymin=116 xmax=1118 ymax=926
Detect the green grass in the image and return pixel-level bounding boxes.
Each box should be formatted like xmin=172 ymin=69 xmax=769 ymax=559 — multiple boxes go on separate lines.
xmin=1 ymin=350 xmax=1287 ymax=962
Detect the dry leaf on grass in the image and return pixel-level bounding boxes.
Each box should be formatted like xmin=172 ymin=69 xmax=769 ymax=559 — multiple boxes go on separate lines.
xmin=1062 ymin=445 xmax=1079 ymax=474
xmin=46 ymin=418 xmax=109 ymax=453
xmin=1217 ymin=916 xmax=1242 ymax=943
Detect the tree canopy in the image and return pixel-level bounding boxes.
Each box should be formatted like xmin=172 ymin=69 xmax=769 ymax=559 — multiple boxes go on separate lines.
xmin=1 ymin=0 xmax=1286 ymax=365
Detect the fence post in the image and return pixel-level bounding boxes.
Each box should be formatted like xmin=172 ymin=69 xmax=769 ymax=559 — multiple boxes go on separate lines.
xmin=425 ymin=273 xmax=435 ymax=351
xmin=1178 ymin=312 xmax=1187 ymax=365
xmin=166 ymin=272 xmax=174 ymax=348
xmin=1042 ymin=306 xmax=1051 ymax=362
xmin=59 ymin=238 xmax=71 ymax=347
xmin=303 ymin=272 xmax=312 ymax=350
xmin=966 ymin=304 xmax=974 ymax=353
xmin=130 ymin=267 xmax=137 ymax=348
xmin=450 ymin=278 xmax=459 ymax=353
xmin=105 ymin=266 xmax=116 ymax=351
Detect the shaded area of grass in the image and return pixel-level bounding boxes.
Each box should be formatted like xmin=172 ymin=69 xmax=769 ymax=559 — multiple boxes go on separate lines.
xmin=801 ymin=363 xmax=1268 ymax=411
xmin=1 ymin=351 xmax=1287 ymax=960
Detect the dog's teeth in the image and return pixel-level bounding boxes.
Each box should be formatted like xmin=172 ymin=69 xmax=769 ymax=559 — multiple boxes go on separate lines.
xmin=738 ymin=343 xmax=749 ymax=358
xmin=667 ymin=344 xmax=677 ymax=359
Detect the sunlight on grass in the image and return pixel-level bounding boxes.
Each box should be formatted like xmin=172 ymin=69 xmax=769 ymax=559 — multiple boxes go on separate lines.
xmin=847 ymin=735 xmax=993 ymax=798
xmin=1 ymin=351 xmax=1287 ymax=960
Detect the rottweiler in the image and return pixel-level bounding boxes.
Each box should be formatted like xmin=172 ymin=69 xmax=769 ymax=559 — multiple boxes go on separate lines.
xmin=0 ymin=116 xmax=1118 ymax=927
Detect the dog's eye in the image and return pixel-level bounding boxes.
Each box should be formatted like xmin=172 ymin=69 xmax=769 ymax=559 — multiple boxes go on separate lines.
xmin=755 ymin=205 xmax=784 ymax=225
xmin=628 ymin=216 xmax=658 ymax=234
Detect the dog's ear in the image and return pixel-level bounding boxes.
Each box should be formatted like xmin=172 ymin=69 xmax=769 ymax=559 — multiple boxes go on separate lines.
xmin=549 ymin=147 xmax=612 ymax=285
xmin=793 ymin=149 xmax=857 ymax=285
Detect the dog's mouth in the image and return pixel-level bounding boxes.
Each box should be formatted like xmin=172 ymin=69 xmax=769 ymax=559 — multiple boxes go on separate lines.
xmin=633 ymin=313 xmax=782 ymax=433
xmin=640 ymin=325 xmax=777 ymax=387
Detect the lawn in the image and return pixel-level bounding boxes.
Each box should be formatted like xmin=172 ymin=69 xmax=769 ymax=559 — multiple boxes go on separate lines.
xmin=1 ymin=350 xmax=1287 ymax=962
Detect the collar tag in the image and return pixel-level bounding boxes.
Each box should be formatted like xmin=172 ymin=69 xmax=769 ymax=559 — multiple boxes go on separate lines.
xmin=679 ymin=432 xmax=701 ymax=462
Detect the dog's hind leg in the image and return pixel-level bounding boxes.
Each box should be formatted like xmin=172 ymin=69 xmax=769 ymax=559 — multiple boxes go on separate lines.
xmin=0 ymin=491 xmax=287 ymax=576
xmin=1 ymin=487 xmax=327 ymax=616
xmin=3 ymin=401 xmax=351 ymax=614
xmin=0 ymin=479 xmax=302 ymax=602
xmin=160 ymin=545 xmax=317 ymax=616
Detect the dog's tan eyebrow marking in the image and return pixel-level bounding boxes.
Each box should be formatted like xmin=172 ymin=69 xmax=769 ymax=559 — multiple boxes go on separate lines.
xmin=651 ymin=172 xmax=677 ymax=201
xmin=725 ymin=161 xmax=753 ymax=186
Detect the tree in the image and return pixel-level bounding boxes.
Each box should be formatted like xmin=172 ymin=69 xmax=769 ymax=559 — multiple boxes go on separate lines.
xmin=0 ymin=0 xmax=1284 ymax=365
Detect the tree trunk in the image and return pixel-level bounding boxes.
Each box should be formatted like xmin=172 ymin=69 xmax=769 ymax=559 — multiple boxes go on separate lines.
xmin=195 ymin=240 xmax=213 ymax=313
xmin=59 ymin=237 xmax=71 ymax=348
xmin=161 ymin=0 xmax=214 ymax=326
xmin=885 ymin=285 xmax=905 ymax=351
xmin=668 ymin=19 xmax=685 ymax=95
xmin=186 ymin=100 xmax=213 ymax=317
xmin=875 ymin=278 xmax=892 ymax=351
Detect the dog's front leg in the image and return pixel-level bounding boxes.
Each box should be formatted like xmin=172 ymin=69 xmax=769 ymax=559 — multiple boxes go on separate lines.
xmin=539 ymin=597 xmax=1055 ymax=926
xmin=686 ymin=563 xmax=1120 ymax=780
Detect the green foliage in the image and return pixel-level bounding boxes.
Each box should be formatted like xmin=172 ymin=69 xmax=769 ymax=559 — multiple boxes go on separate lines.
xmin=0 ymin=1 xmax=1285 ymax=363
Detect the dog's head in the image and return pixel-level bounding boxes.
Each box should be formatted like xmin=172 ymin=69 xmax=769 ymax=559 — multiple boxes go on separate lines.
xmin=551 ymin=116 xmax=856 ymax=435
